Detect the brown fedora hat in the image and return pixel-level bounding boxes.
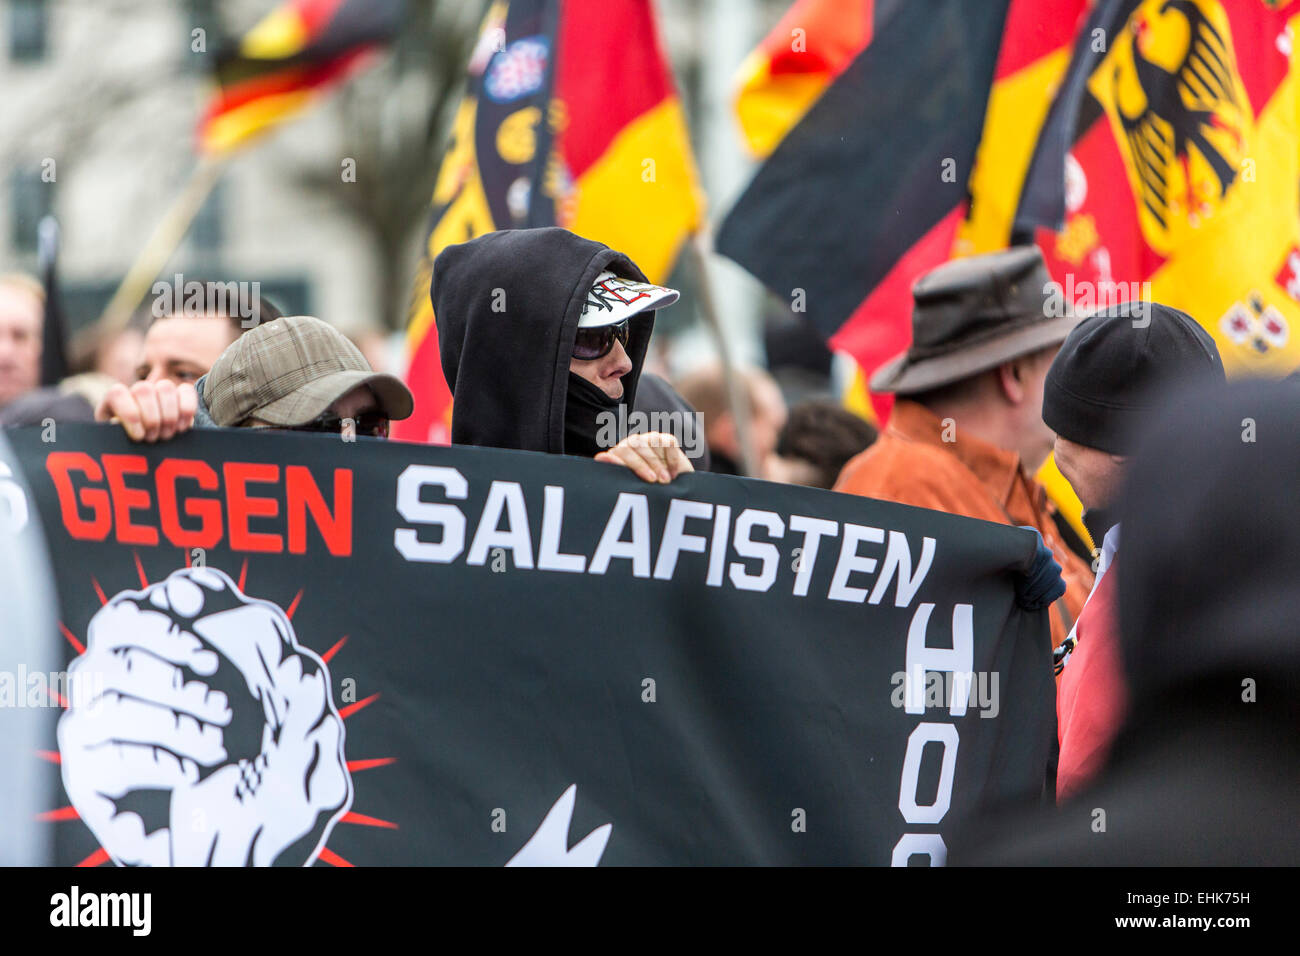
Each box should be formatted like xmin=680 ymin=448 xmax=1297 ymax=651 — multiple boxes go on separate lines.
xmin=871 ymin=246 xmax=1079 ymax=395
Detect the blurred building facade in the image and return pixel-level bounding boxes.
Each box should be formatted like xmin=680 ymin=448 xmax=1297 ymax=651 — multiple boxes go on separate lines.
xmin=1 ymin=0 xmax=787 ymax=373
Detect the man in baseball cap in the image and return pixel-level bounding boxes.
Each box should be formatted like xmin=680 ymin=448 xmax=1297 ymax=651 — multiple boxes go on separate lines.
xmin=1044 ymin=302 xmax=1225 ymax=801
xmin=834 ymin=246 xmax=1094 ymax=651
xmin=433 ymin=227 xmax=693 ymax=483
xmin=96 ymin=315 xmax=412 ymax=441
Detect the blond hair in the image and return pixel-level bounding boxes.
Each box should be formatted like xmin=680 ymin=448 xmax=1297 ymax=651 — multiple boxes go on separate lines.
xmin=0 ymin=272 xmax=46 ymax=306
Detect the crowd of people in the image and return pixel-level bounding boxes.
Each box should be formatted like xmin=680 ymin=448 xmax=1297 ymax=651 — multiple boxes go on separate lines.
xmin=2 ymin=226 xmax=1296 ymax=863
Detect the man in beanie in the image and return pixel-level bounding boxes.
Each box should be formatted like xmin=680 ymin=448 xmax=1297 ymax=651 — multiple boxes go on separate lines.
xmin=950 ymin=380 xmax=1298 ymax=865
xmin=96 ymin=315 xmax=413 ymax=440
xmin=834 ymin=247 xmax=1092 ymax=648
xmin=1042 ymin=302 xmax=1225 ymax=801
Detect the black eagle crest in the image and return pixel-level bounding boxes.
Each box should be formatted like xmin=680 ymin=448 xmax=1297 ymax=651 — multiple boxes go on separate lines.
xmin=1113 ymin=0 xmax=1246 ymax=230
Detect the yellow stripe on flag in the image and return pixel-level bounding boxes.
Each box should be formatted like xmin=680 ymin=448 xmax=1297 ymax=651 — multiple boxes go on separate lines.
xmin=240 ymin=7 xmax=311 ymax=59
xmin=568 ymin=97 xmax=703 ymax=284
xmin=201 ymin=88 xmax=317 ymax=153
xmin=734 ymin=52 xmax=832 ymax=159
xmin=841 ymin=365 xmax=878 ymax=425
xmin=955 ymin=47 xmax=1073 ymax=256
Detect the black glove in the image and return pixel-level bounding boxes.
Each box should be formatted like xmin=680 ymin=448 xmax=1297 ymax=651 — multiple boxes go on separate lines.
xmin=1015 ymin=526 xmax=1066 ymax=611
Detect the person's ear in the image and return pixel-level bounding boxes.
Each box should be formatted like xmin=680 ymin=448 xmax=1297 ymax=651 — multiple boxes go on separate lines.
xmin=996 ymin=360 xmax=1026 ymax=405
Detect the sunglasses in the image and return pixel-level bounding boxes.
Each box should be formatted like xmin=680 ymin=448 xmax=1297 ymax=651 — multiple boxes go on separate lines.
xmin=247 ymin=409 xmax=390 ymax=438
xmin=572 ymin=319 xmax=630 ymax=361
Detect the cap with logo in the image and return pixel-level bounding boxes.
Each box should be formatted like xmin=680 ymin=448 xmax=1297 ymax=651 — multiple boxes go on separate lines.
xmin=579 ymin=270 xmax=679 ymax=328
xmin=204 ymin=315 xmax=415 ymax=428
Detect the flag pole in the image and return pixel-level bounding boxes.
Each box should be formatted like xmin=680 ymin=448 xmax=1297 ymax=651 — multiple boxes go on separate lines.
xmin=686 ymin=228 xmax=758 ymax=478
xmin=96 ymin=154 xmax=230 ymax=333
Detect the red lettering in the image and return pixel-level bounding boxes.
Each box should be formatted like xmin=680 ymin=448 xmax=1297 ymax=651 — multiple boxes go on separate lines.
xmin=45 ymin=452 xmax=110 ymax=541
xmin=102 ymin=454 xmax=159 ymax=546
xmin=157 ymin=458 xmax=222 ymax=549
xmin=286 ymin=466 xmax=352 ymax=556
xmin=223 ymin=462 xmax=281 ymax=552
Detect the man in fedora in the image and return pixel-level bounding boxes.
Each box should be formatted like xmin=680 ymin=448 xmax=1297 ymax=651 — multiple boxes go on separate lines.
xmin=834 ymin=246 xmax=1093 ymax=651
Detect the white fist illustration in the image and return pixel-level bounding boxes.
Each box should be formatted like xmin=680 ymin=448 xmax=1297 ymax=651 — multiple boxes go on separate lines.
xmin=58 ymin=567 xmax=351 ymax=866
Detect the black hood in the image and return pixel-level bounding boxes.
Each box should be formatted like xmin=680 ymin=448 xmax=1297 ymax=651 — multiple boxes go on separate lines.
xmin=432 ymin=227 xmax=655 ymax=454
xmin=1118 ymin=378 xmax=1300 ymax=704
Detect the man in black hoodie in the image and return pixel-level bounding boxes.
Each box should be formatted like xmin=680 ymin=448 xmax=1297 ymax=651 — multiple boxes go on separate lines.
xmin=431 ymin=228 xmax=694 ymax=484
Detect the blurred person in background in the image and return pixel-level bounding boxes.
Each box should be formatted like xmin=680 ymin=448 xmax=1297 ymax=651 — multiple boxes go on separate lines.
xmin=69 ymin=316 xmax=145 ymax=385
xmin=765 ymin=399 xmax=877 ymax=489
xmin=834 ymin=247 xmax=1091 ymax=652
xmin=677 ymin=362 xmax=787 ymax=477
xmin=1043 ymin=303 xmax=1225 ymax=801
xmin=0 ymin=274 xmax=44 ymax=413
xmin=433 ymin=227 xmax=694 ymax=485
xmin=952 ymin=379 xmax=1300 ymax=865
xmin=5 ymin=282 xmax=287 ymax=428
xmin=1 ymin=314 xmax=148 ymax=426
xmin=344 ymin=324 xmax=396 ymax=378
xmin=635 ymin=371 xmax=710 ymax=471
xmin=96 ymin=315 xmax=410 ymax=442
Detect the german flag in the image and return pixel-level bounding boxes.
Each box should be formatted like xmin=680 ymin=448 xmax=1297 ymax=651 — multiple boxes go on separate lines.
xmin=1016 ymin=0 xmax=1300 ymax=379
xmin=197 ymin=0 xmax=403 ymax=154
xmin=719 ymin=0 xmax=1095 ymax=545
xmin=722 ymin=0 xmax=1093 ymax=418
xmin=392 ymin=0 xmax=702 ymax=444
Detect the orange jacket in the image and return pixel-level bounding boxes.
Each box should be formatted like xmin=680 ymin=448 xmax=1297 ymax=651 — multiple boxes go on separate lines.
xmin=833 ymin=400 xmax=1093 ymax=650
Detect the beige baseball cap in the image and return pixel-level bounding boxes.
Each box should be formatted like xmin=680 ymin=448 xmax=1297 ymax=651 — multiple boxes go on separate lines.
xmin=203 ymin=315 xmax=414 ymax=428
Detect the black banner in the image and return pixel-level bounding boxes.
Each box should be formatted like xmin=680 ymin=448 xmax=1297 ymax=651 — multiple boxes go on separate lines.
xmin=4 ymin=425 xmax=1053 ymax=866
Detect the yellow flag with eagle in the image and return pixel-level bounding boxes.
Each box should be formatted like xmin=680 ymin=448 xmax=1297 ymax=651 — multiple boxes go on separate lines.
xmin=1016 ymin=0 xmax=1300 ymax=377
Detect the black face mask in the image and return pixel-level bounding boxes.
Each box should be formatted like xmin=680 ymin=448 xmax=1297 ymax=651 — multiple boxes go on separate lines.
xmin=564 ymin=372 xmax=621 ymax=458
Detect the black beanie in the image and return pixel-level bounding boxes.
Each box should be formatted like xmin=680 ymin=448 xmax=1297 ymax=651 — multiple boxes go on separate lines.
xmin=1042 ymin=303 xmax=1226 ymax=455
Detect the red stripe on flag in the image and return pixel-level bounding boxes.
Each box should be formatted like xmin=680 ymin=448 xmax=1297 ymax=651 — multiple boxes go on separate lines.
xmin=554 ymin=0 xmax=673 ymax=179
xmin=391 ymin=321 xmax=452 ymax=444
xmin=1220 ymin=0 xmax=1297 ymax=117
xmin=297 ymin=0 xmax=350 ymax=35
xmin=994 ymin=0 xmax=1088 ymax=79
xmin=760 ymin=0 xmax=873 ymax=79
xmin=830 ymin=204 xmax=968 ymax=424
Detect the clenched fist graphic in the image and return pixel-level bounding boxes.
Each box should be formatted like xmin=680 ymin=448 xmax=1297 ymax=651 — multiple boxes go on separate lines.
xmin=58 ymin=568 xmax=352 ymax=866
